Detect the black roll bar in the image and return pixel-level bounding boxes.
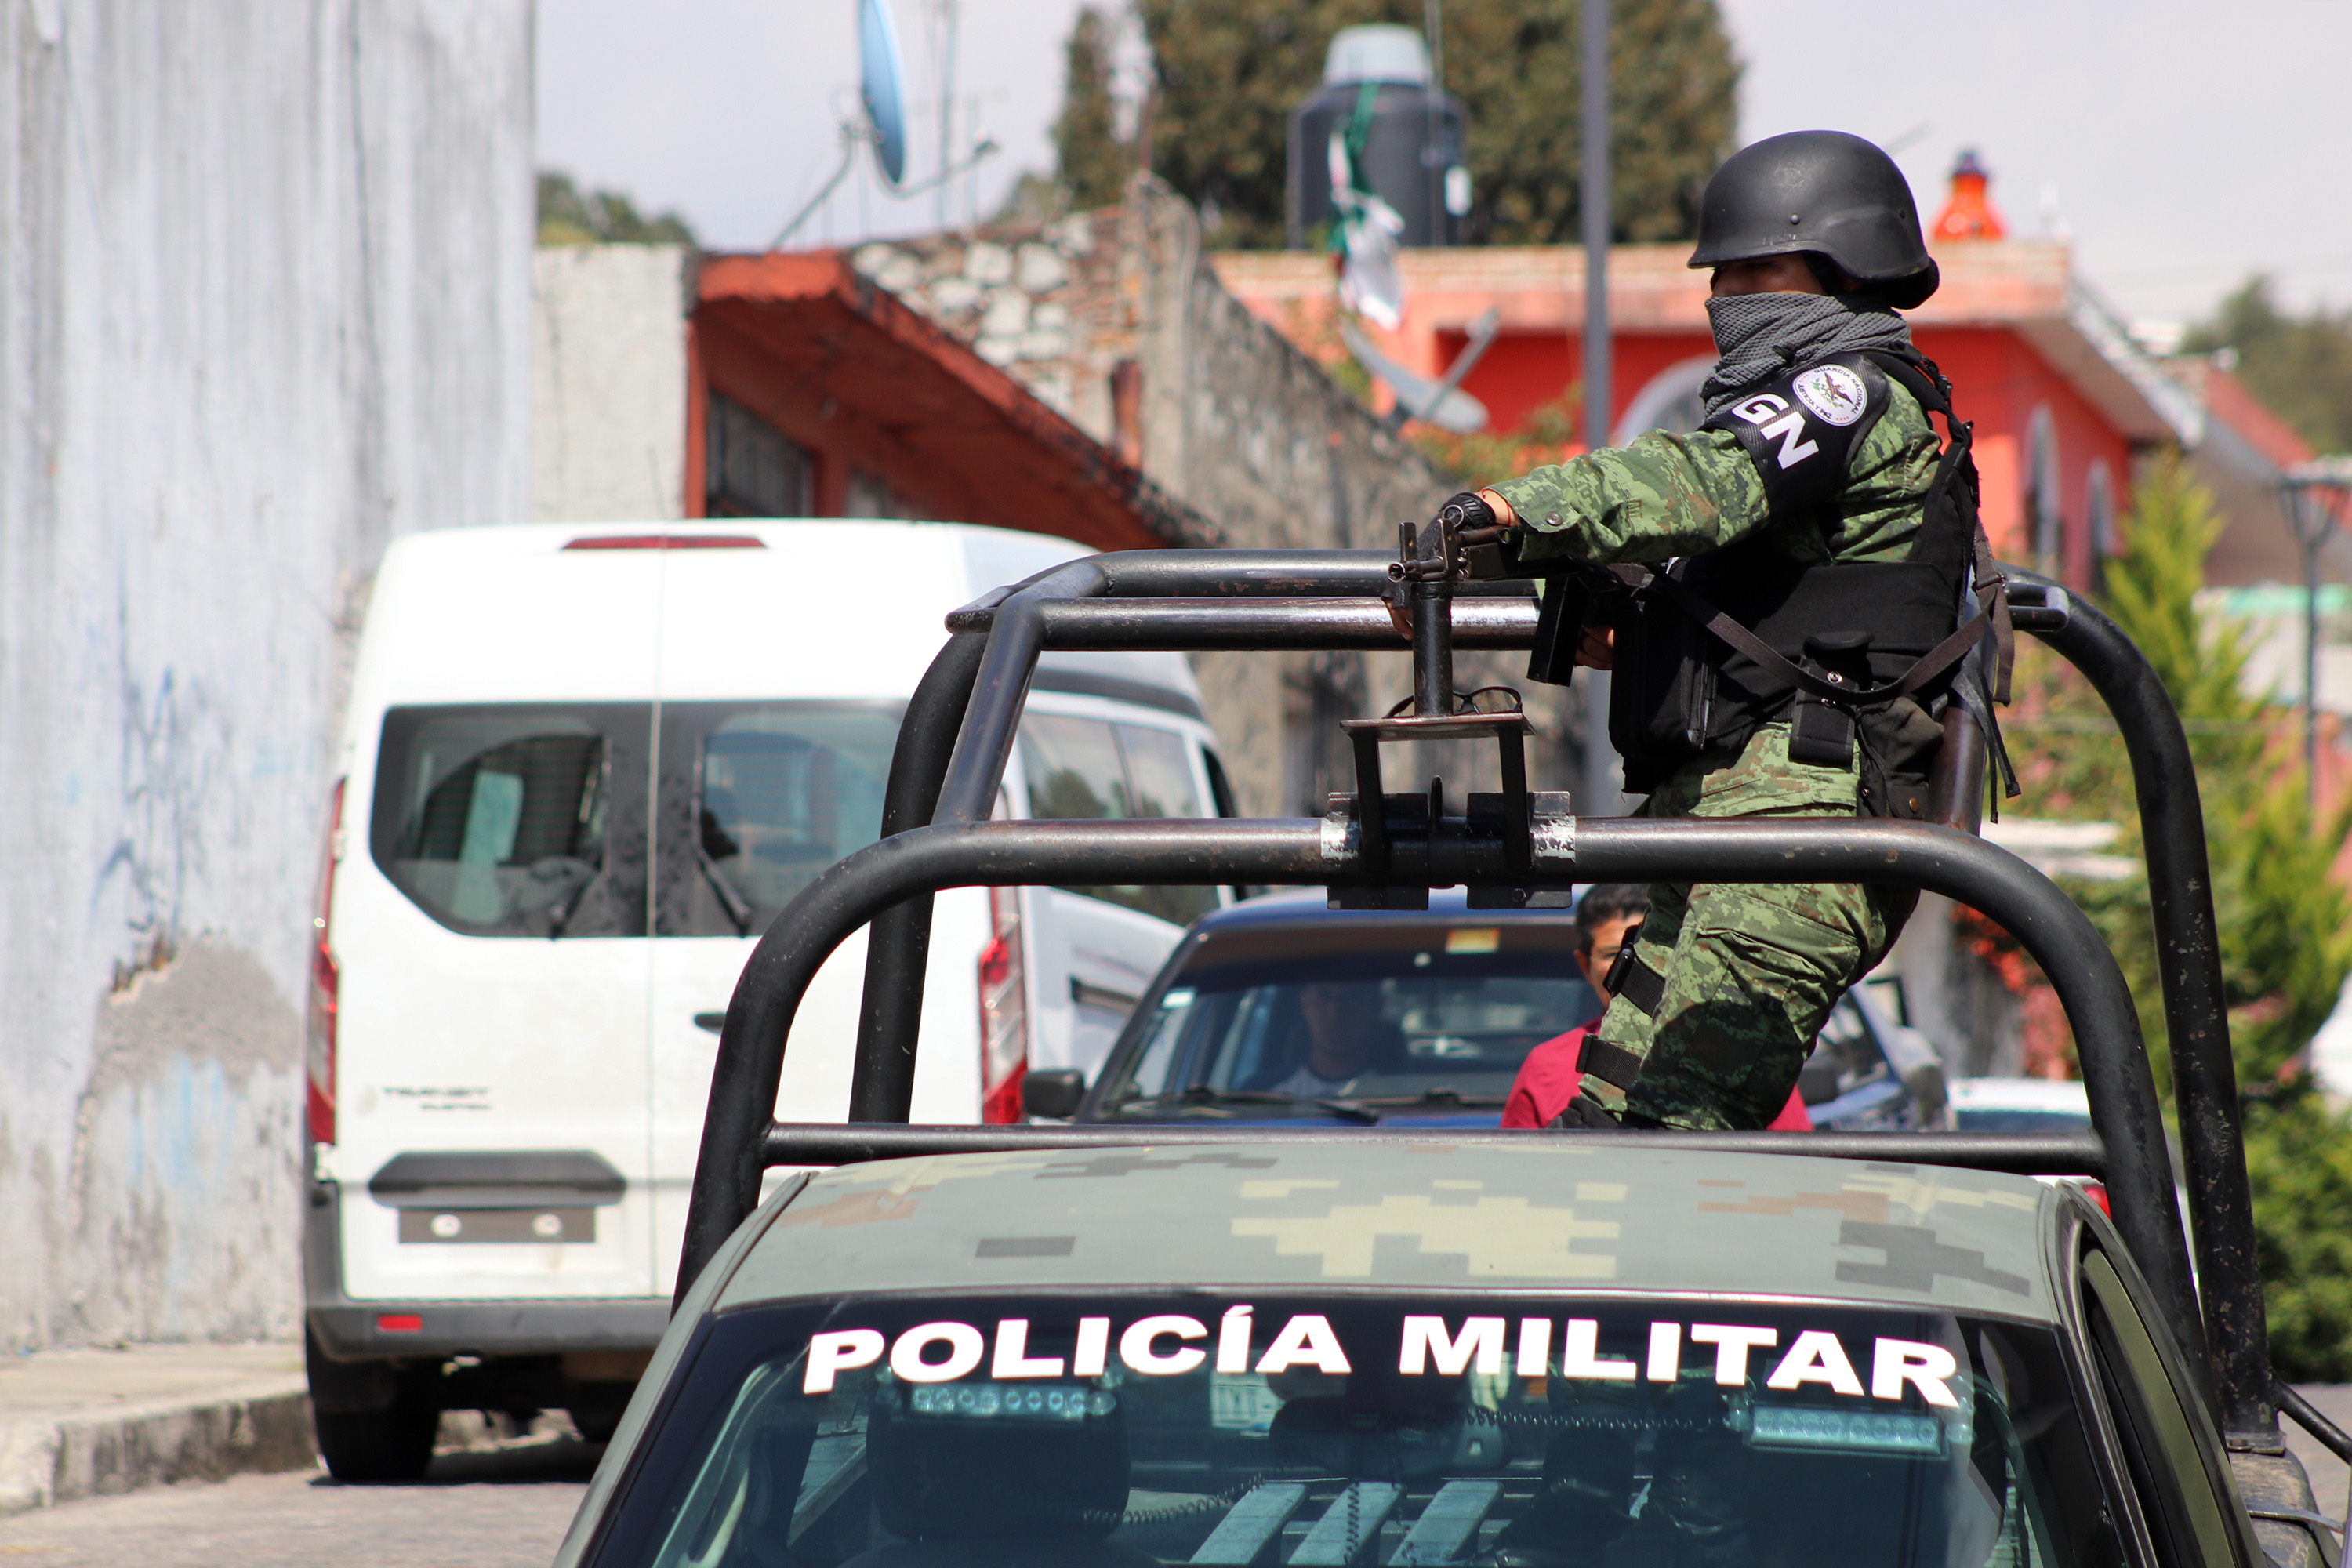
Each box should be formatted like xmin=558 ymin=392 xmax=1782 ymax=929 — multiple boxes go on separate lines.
xmin=692 ymin=548 xmax=2267 ymax=1446
xmin=852 ymin=556 xmax=1553 ymax=1125
xmin=928 ymin=552 xmax=1503 ymax=824
xmin=943 ymin=596 xmax=1544 ymax=648
xmin=846 ymin=631 xmax=987 ymax=1123
xmin=2004 ymin=570 xmax=2274 ymax=1445
xmin=932 ymin=553 xmax=1425 ymax=825
xmin=764 ymin=1121 xmax=2106 ymax=1174
xmin=935 ymin=560 xmax=1109 ymax=824
xmin=679 ymin=815 xmax=2197 ymax=1383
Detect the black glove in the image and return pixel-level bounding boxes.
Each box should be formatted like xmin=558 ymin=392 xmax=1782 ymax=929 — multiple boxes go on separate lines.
xmin=1436 ymin=490 xmax=1499 ymax=537
xmin=1424 ymin=491 xmax=1516 ymax=579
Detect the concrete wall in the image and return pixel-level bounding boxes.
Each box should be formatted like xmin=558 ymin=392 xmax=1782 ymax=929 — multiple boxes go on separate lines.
xmin=533 ymin=245 xmax=694 ymax=522
xmin=0 ymin=0 xmax=532 ymax=1349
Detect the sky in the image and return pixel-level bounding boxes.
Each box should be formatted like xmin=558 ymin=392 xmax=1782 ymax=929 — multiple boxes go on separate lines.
xmin=537 ymin=0 xmax=2352 ymax=325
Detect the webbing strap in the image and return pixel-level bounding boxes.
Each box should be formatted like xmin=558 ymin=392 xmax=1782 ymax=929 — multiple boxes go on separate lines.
xmin=1577 ymin=1035 xmax=1647 ymax=1091
xmin=1871 ymin=350 xmax=2015 ymax=704
xmin=1973 ymin=524 xmax=2016 ymax=706
xmin=1870 ymin=349 xmax=1954 ymax=420
xmin=1603 ymin=938 xmax=1666 ymax=1018
xmin=1642 ymin=568 xmax=1990 ymax=708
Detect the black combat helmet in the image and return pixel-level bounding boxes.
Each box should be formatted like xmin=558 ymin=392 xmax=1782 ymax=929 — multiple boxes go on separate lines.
xmin=1687 ymin=130 xmax=1940 ymax=309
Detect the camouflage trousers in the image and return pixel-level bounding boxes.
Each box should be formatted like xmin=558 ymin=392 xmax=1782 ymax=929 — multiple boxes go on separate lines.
xmin=1584 ymin=724 xmax=1918 ymax=1131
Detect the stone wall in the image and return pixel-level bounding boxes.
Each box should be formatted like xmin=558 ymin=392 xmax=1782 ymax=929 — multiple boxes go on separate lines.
xmin=847 ymin=182 xmax=1588 ymax=815
xmin=0 ymin=1 xmax=531 ymax=1348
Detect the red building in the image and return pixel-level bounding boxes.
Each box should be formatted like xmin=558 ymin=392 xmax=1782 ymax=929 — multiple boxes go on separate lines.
xmin=1214 ymin=236 xmax=2199 ymax=594
xmin=689 ymin=251 xmax=1200 ymax=551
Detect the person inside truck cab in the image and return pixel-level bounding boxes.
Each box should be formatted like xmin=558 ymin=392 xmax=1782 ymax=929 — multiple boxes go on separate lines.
xmin=1262 ymin=982 xmax=1386 ymax=1098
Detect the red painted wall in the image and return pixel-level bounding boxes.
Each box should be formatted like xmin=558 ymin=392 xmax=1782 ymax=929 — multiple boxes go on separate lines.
xmin=1911 ymin=327 xmax=2134 ymax=589
xmin=1440 ymin=329 xmax=1714 ymax=437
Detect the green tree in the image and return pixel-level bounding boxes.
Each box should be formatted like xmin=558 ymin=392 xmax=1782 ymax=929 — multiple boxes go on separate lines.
xmin=1124 ymin=0 xmax=1737 ymax=249
xmin=1055 ymin=7 xmax=1134 ymax=210
xmin=2004 ymin=455 xmax=2352 ymax=1376
xmin=2184 ymin=276 xmax=2352 ymax=455
xmin=536 ymin=171 xmax=699 ymax=247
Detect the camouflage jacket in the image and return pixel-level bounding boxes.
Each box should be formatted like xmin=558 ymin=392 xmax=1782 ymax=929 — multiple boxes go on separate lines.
xmin=1489 ymin=380 xmax=1941 ymax=568
xmin=1491 ymin=379 xmax=1946 ymax=816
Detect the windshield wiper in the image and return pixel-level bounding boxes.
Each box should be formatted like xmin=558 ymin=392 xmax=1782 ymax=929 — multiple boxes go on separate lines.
xmin=698 ymin=847 xmax=757 ymax=937
xmin=1114 ymin=1087 xmax=1380 ymax=1125
xmin=546 ymin=873 xmax=594 ymax=940
xmin=1352 ymin=1087 xmax=1507 ymax=1109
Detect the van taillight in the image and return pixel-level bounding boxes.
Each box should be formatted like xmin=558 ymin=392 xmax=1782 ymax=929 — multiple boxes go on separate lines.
xmin=306 ymin=779 xmax=344 ymax=1145
xmin=977 ymin=886 xmax=1027 ymax=1123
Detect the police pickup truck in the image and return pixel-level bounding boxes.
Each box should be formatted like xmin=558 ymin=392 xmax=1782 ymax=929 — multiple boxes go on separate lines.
xmin=561 ymin=1139 xmax=2279 ymax=1568
xmin=550 ymin=543 xmax=2347 ymax=1568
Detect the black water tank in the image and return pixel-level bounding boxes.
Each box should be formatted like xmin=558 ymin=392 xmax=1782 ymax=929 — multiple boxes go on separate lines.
xmin=1287 ymin=25 xmax=1468 ymax=249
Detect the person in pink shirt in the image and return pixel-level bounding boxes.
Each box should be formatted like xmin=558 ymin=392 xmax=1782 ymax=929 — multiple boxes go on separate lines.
xmin=1504 ymin=885 xmax=1813 ymax=1131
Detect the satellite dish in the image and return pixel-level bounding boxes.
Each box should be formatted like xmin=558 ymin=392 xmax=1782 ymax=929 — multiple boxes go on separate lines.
xmin=769 ymin=0 xmax=998 ymax=249
xmin=858 ymin=0 xmax=909 ymax=187
xmin=1339 ymin=316 xmax=1494 ymax=435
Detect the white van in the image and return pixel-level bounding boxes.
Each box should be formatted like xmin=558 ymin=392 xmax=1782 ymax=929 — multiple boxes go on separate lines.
xmin=301 ymin=521 xmax=1233 ymax=1477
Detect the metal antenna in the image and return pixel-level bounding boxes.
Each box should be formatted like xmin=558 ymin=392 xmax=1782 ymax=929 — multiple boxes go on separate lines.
xmin=771 ymin=124 xmax=1000 ymax=251
xmin=1425 ymin=0 xmax=1445 ymax=245
xmin=1579 ymin=0 xmax=1615 ymax=814
xmin=935 ymin=0 xmax=958 ymax=229
xmin=773 ymin=123 xmax=868 ymax=251
xmin=1581 ymin=0 xmax=1610 ymax=452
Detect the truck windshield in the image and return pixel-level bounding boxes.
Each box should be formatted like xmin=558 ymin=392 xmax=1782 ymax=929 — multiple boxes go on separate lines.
xmin=598 ymin=1294 xmax=2118 ymax=1568
xmin=1096 ymin=927 xmax=1598 ymax=1112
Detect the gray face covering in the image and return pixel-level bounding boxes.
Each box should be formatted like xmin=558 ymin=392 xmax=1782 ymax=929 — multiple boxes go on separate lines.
xmin=1700 ymin=292 xmax=1913 ymax=419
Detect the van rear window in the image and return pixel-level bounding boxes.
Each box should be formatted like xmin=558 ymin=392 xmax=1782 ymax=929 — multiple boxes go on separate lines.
xmin=656 ymin=702 xmax=906 ymax=938
xmin=372 ymin=705 xmax=649 ymax=938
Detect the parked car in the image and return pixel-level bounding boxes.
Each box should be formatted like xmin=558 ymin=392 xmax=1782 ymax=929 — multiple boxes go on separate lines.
xmin=554 ymin=1138 xmax=2276 ymax=1568
xmin=1951 ymin=1076 xmax=2095 ymax=1131
xmin=1949 ymin=1079 xmax=2190 ymax=1254
xmin=1049 ymin=888 xmax=1594 ymax=1127
xmin=302 ymin=520 xmax=1235 ymax=1479
xmin=1047 ymin=887 xmax=1946 ymax=1131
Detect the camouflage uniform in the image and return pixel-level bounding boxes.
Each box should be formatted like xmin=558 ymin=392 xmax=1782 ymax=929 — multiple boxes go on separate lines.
xmin=1490 ymin=383 xmax=1942 ymax=1131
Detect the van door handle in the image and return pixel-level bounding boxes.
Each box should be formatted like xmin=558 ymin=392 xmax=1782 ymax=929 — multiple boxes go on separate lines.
xmin=693 ymin=1012 xmax=726 ymax=1034
xmin=1069 ymin=979 xmax=1139 ymax=1013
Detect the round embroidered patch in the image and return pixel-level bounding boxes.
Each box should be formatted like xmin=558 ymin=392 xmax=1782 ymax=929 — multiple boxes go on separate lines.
xmin=1791 ymin=363 xmax=1869 ymax=427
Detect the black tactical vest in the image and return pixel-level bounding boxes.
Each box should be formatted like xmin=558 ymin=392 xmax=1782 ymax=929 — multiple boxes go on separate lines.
xmin=1591 ymin=349 xmax=2010 ymax=815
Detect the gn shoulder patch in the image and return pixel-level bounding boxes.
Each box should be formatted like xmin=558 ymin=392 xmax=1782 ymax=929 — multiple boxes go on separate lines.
xmin=1699 ymin=352 xmax=1891 ymax=520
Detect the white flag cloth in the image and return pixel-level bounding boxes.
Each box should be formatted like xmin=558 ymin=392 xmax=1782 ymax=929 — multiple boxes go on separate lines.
xmin=1327 ymin=129 xmax=1406 ymax=329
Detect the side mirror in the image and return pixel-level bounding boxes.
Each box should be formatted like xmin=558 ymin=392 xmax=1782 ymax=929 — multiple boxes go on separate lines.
xmin=1021 ymin=1069 xmax=1087 ymax=1120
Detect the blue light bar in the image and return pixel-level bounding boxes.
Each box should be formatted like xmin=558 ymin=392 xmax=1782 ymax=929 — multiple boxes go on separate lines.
xmin=905 ymin=1383 xmax=1116 ymax=1422
xmin=1739 ymin=1405 xmax=1947 ymax=1457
